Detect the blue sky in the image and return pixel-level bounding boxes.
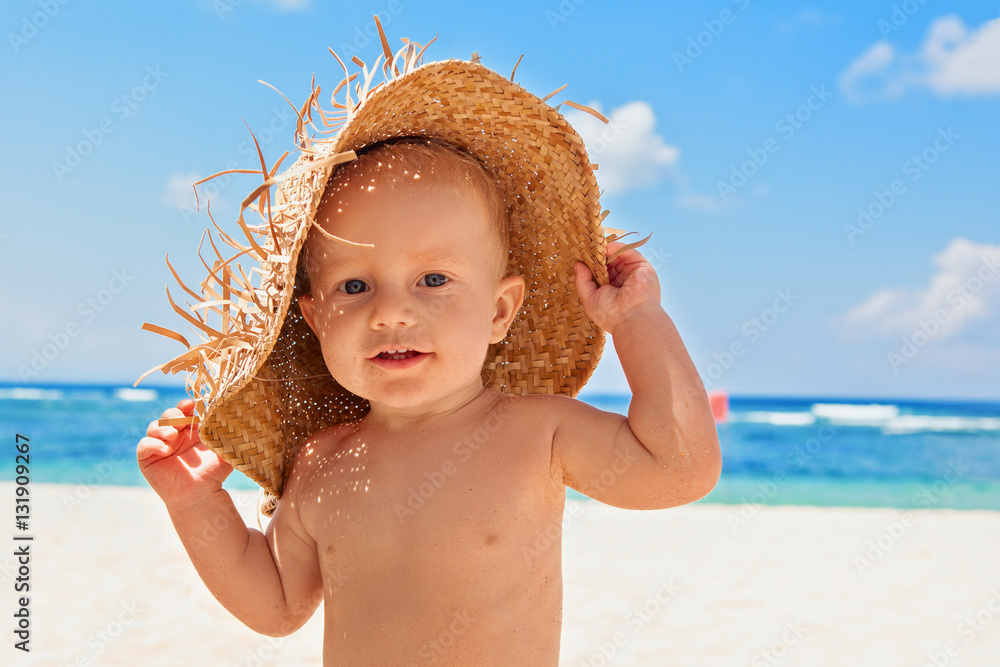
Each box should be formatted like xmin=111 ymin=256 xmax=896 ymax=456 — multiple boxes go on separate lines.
xmin=2 ymin=0 xmax=998 ymax=400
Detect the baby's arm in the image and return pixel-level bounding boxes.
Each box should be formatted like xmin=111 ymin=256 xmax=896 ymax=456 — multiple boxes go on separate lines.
xmin=137 ymin=400 xmax=322 ymax=635
xmin=553 ymin=241 xmax=722 ymax=509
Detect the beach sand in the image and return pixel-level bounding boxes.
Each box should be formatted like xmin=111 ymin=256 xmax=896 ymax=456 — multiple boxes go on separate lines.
xmin=3 ymin=483 xmax=998 ymax=666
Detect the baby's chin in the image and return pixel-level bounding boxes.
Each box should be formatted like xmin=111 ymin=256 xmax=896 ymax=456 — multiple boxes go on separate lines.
xmin=344 ymin=373 xmax=490 ymax=415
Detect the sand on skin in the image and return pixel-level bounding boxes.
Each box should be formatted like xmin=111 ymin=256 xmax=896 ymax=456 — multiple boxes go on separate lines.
xmin=2 ymin=483 xmax=998 ymax=666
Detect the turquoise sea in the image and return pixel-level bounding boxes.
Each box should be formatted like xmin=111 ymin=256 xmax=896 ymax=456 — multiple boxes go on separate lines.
xmin=2 ymin=383 xmax=998 ymax=511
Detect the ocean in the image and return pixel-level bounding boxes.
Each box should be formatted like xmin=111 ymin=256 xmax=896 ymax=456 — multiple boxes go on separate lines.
xmin=2 ymin=383 xmax=998 ymax=511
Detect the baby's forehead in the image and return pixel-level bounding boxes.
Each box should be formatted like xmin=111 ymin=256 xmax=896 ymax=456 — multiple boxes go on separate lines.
xmin=307 ymin=174 xmax=489 ymax=258
xmin=323 ymin=145 xmax=481 ymax=196
xmin=305 ymin=140 xmax=508 ymax=278
xmin=314 ymin=170 xmax=487 ymax=237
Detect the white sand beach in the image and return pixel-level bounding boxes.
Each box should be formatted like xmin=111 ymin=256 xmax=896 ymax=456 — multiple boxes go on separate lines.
xmin=3 ymin=483 xmax=999 ymax=666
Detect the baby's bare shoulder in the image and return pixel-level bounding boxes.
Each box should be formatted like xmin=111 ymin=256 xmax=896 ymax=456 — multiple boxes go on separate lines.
xmin=501 ymin=392 xmax=595 ymax=416
xmin=495 ymin=392 xmax=600 ymax=432
xmin=286 ymin=422 xmax=359 ymax=483
xmin=279 ymin=422 xmax=360 ymax=531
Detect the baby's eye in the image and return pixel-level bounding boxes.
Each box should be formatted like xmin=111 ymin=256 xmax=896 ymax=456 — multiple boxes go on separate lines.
xmin=340 ymin=279 xmax=368 ymax=295
xmin=420 ymin=273 xmax=448 ymax=287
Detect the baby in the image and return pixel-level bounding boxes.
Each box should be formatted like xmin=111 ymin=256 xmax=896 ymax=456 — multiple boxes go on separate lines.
xmin=137 ymin=38 xmax=719 ymax=667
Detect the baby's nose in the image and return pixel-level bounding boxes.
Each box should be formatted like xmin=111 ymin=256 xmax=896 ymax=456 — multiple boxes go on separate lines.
xmin=368 ymin=286 xmax=418 ymax=329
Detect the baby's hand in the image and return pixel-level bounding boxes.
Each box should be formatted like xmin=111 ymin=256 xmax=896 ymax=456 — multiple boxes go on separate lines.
xmin=137 ymin=399 xmax=233 ymax=512
xmin=574 ymin=241 xmax=663 ymax=334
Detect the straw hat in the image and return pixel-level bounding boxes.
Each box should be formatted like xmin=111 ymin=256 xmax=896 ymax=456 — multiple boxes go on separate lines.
xmin=139 ymin=21 xmax=644 ymax=514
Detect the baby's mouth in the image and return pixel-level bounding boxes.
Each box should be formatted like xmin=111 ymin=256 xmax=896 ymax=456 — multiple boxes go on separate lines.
xmin=375 ymin=349 xmax=422 ymax=361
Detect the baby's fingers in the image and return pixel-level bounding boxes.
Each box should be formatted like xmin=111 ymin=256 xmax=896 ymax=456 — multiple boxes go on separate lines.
xmin=136 ymin=436 xmax=172 ymax=462
xmin=573 ymin=262 xmax=601 ymax=309
xmin=146 ymin=414 xmax=180 ymax=442
xmin=145 ymin=405 xmax=198 ymax=450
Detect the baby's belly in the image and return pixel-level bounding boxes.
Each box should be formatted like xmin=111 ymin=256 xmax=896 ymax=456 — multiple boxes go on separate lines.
xmin=320 ymin=551 xmax=562 ymax=666
xmin=315 ymin=476 xmax=566 ymax=665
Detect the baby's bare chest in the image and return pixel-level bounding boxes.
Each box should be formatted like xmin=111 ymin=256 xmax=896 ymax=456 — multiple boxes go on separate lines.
xmin=301 ymin=418 xmax=565 ymax=589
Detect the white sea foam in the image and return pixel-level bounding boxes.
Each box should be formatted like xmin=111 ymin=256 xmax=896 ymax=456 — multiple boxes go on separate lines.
xmin=811 ymin=403 xmax=900 ymax=423
xmin=807 ymin=403 xmax=999 ymax=434
xmin=881 ymin=415 xmax=1000 ymax=434
xmin=0 ymin=388 xmax=64 ymax=401
xmin=114 ymin=388 xmax=158 ymax=402
xmin=733 ymin=411 xmax=817 ymax=426
xmin=725 ymin=402 xmax=1000 ymax=434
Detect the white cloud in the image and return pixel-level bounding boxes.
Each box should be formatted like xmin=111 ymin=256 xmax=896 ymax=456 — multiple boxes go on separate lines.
xmin=922 ymin=15 xmax=1000 ymax=94
xmin=840 ymin=14 xmax=1000 ymax=102
xmin=564 ymin=101 xmax=679 ymax=196
xmin=837 ymin=238 xmax=1000 ymax=341
xmin=161 ymin=172 xmax=202 ymax=210
xmin=777 ymin=8 xmax=841 ymax=33
xmin=839 ymin=42 xmax=902 ymax=103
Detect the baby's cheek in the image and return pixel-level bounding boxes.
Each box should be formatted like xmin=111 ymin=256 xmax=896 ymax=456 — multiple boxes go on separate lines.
xmin=316 ymin=300 xmax=349 ymax=329
xmin=467 ymin=306 xmax=500 ymax=349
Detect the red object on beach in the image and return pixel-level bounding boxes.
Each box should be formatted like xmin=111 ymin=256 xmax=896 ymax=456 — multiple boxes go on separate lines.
xmin=708 ymin=390 xmax=729 ymax=423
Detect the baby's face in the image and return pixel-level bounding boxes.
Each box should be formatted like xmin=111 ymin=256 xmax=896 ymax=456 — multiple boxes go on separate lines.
xmin=298 ymin=167 xmax=524 ymax=413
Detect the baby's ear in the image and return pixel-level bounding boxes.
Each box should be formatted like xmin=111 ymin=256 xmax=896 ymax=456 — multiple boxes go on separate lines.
xmin=297 ymin=293 xmax=318 ymax=336
xmin=490 ymin=275 xmax=526 ymax=344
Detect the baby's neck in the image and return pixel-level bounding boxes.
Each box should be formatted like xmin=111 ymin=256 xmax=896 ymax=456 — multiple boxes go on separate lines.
xmin=362 ymin=381 xmax=498 ymax=433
